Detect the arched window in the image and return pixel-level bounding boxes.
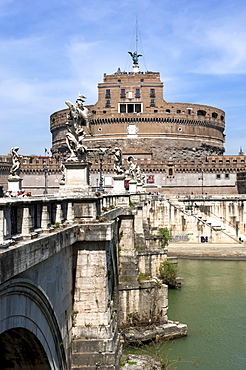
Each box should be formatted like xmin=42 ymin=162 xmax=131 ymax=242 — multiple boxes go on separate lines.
xmin=212 ymin=112 xmax=218 ymax=118
xmin=197 ymin=110 xmax=206 ymax=117
xmin=169 ymin=168 xmax=173 ymax=176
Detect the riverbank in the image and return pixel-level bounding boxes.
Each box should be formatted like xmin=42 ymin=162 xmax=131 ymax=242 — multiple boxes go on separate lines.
xmin=168 ymin=243 xmax=246 ymax=260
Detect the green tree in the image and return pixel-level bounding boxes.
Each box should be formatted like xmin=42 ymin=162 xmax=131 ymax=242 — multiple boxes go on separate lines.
xmin=159 ymin=259 xmax=178 ymax=288
xmin=158 ymin=228 xmax=171 ymax=247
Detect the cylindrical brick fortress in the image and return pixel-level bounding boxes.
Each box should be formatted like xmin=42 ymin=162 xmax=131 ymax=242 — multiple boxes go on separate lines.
xmin=50 ymin=71 xmax=225 ymax=160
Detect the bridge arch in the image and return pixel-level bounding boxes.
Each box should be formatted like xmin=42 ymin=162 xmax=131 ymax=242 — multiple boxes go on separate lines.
xmin=0 ymin=327 xmax=50 ymax=369
xmin=0 ymin=278 xmax=67 ymax=370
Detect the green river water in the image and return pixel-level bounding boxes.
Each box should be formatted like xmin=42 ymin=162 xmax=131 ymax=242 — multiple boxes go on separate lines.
xmin=127 ymin=259 xmax=246 ymax=369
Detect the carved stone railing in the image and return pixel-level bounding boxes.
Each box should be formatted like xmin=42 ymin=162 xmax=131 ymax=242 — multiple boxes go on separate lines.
xmin=0 ymin=193 xmax=141 ymax=247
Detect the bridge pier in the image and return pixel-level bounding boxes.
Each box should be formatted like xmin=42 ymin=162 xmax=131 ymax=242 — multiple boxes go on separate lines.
xmin=71 ymin=223 xmax=121 ymax=369
xmin=117 ymin=213 xmax=168 ymax=329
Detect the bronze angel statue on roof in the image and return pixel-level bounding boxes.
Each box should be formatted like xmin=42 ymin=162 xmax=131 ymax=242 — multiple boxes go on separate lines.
xmin=128 ymin=51 xmax=142 ymax=65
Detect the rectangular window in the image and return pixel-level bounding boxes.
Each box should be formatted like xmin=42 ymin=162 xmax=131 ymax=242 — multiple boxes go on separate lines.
xmin=225 ymin=174 xmax=230 ymax=179
xmin=120 ymin=89 xmax=126 ymax=98
xmin=120 ymin=104 xmax=126 ymax=113
xmin=150 ymin=99 xmax=155 ymax=107
xmin=135 ymin=104 xmax=141 ymax=113
xmin=150 ymin=88 xmax=155 ymax=97
xmin=105 ymin=89 xmax=110 ymax=98
xmin=216 ymin=174 xmax=221 ymax=179
xmin=119 ymin=103 xmax=142 ymax=113
xmin=135 ymin=88 xmax=140 ymax=98
xmin=105 ymin=100 xmax=110 ymax=107
xmin=128 ymin=104 xmax=134 ymax=113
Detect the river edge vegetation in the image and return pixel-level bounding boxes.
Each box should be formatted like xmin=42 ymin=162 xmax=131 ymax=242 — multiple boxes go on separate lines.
xmin=121 ymin=341 xmax=199 ymax=369
xmin=159 ymin=259 xmax=179 ymax=288
xmin=158 ymin=228 xmax=179 ymax=288
xmin=158 ymin=227 xmax=172 ymax=247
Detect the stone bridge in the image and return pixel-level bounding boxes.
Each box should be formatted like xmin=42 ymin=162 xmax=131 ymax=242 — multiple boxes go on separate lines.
xmin=1 ymin=192 xmax=244 ymax=369
xmin=0 ymin=193 xmax=175 ymax=369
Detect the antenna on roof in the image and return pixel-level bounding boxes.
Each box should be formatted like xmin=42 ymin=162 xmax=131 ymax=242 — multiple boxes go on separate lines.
xmin=136 ymin=16 xmax=139 ymax=54
xmin=128 ymin=17 xmax=142 ymax=72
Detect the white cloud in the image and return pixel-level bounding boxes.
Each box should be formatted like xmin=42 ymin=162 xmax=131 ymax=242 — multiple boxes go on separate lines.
xmin=1 ymin=0 xmax=246 ymax=155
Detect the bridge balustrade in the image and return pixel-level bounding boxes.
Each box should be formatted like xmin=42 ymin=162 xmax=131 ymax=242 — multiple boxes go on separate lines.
xmin=0 ymin=193 xmax=132 ymax=246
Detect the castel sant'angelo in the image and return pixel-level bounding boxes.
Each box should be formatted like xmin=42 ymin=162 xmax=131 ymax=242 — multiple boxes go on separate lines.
xmin=1 ymin=50 xmax=246 ymax=194
xmin=51 ymin=54 xmax=225 ymax=162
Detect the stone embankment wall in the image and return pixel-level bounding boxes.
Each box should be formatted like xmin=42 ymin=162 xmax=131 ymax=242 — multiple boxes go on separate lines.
xmin=146 ymin=195 xmax=246 ymax=244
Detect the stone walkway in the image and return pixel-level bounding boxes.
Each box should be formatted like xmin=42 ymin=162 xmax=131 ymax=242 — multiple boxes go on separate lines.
xmin=167 ymin=243 xmax=246 ymax=260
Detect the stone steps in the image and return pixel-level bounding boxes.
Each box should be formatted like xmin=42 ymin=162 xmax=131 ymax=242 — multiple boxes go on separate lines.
xmin=71 ymin=332 xmax=121 ymax=369
xmin=168 ymin=199 xmax=241 ymax=243
xmin=72 ymin=337 xmax=115 ymax=353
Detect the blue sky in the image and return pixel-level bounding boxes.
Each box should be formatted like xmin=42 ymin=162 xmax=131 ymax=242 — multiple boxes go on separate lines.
xmin=1 ymin=0 xmax=246 ymax=155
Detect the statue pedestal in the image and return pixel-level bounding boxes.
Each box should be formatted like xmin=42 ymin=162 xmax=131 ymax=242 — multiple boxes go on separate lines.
xmin=128 ymin=179 xmax=137 ymax=193
xmin=112 ymin=175 xmax=126 ymax=194
xmin=8 ymin=176 xmax=22 ymax=195
xmin=137 ymin=183 xmax=144 ymax=193
xmin=59 ymin=161 xmax=92 ymax=195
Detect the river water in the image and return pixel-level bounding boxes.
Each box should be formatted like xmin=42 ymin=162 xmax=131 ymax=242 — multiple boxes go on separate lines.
xmin=163 ymin=259 xmax=246 ymax=369
xmin=126 ymin=259 xmax=246 ymax=369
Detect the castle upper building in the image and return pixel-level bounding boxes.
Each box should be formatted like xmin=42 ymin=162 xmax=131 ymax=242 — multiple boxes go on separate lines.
xmin=1 ymin=60 xmax=246 ymax=196
xmin=50 ymin=65 xmax=225 ymax=161
xmin=1 ymin=56 xmax=246 ymax=196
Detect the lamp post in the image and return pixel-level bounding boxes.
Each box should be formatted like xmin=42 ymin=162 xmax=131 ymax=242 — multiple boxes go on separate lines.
xmin=198 ymin=165 xmax=204 ymax=195
xmin=98 ymin=149 xmax=105 ymax=193
xmin=43 ymin=163 xmax=49 ymax=195
xmin=201 ymin=168 xmax=204 ymax=195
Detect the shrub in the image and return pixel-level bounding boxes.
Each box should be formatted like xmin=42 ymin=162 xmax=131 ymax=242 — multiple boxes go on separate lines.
xmin=158 ymin=228 xmax=171 ymax=247
xmin=138 ymin=273 xmax=151 ymax=282
xmin=159 ymin=259 xmax=178 ymax=288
